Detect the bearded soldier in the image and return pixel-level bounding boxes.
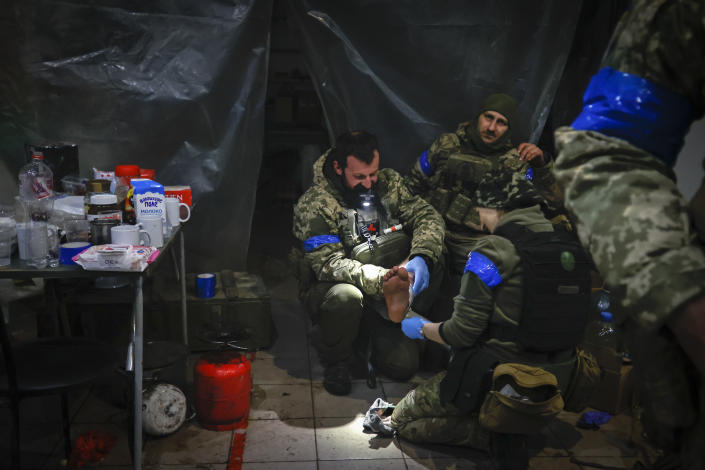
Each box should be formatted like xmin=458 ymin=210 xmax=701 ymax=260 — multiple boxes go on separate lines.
xmin=553 ymin=0 xmax=705 ymax=468
xmin=292 ymin=130 xmax=444 ymax=395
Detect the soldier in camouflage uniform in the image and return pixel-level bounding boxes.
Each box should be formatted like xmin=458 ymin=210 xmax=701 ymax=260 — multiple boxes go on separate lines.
xmin=292 ymin=130 xmax=445 ymax=395
xmin=389 ymin=170 xmax=578 ymax=453
xmin=404 ymin=93 xmax=565 ymax=320
xmin=553 ymin=0 xmax=705 ymax=467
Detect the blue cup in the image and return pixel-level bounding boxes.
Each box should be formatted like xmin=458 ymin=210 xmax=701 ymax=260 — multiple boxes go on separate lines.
xmin=59 ymin=241 xmax=91 ymax=265
xmin=196 ymin=273 xmax=216 ymax=298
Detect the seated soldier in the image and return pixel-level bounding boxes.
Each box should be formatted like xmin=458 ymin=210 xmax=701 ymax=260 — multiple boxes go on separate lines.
xmin=291 ymin=130 xmax=445 ymax=395
xmin=403 ymin=93 xmax=570 ymax=322
xmin=385 ymin=169 xmax=591 ymax=464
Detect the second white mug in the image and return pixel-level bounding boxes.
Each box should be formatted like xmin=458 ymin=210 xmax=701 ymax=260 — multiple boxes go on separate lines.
xmin=165 ymin=197 xmax=191 ymax=227
xmin=111 ymin=224 xmax=152 ymax=246
xmin=136 ymin=215 xmax=164 ymax=248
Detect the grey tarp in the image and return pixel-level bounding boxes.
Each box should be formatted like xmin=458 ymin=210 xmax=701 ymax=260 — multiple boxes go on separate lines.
xmin=288 ymin=0 xmax=584 ymax=171
xmin=0 ymin=0 xmax=273 ymax=271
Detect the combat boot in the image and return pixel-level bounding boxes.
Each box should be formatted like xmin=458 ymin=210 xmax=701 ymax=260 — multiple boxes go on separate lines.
xmin=323 ymin=361 xmax=352 ymax=396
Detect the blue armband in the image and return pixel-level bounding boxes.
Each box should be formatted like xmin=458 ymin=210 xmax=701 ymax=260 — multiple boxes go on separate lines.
xmin=571 ymin=67 xmax=692 ymax=167
xmin=304 ymin=234 xmax=340 ymax=252
xmin=418 ymin=150 xmax=432 ymax=177
xmin=525 ymin=167 xmax=533 ymax=181
xmin=464 ymin=252 xmax=502 ymax=287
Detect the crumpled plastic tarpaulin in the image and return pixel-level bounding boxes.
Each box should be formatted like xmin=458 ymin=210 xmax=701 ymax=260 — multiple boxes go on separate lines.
xmin=0 ymin=0 xmax=273 ymax=271
xmin=288 ymin=0 xmax=583 ymax=171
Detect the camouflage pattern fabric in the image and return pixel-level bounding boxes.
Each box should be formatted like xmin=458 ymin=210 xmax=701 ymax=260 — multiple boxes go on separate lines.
xmin=554 ymin=0 xmax=705 ymax=465
xmin=475 ymin=169 xmax=544 ymax=210
xmin=293 ymin=151 xmax=445 ymax=298
xmin=390 ymin=371 xmax=491 ymax=447
xmin=404 ymin=121 xmax=563 ymax=232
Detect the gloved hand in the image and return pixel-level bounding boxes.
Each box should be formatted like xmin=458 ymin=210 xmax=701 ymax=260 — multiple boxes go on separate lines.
xmin=405 ymin=256 xmax=429 ymax=296
xmin=401 ymin=316 xmax=430 ymax=340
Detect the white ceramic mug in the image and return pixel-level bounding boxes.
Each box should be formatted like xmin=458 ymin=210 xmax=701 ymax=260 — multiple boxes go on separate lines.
xmin=165 ymin=197 xmax=190 ymax=227
xmin=111 ymin=224 xmax=151 ymax=246
xmin=136 ymin=215 xmax=163 ymax=248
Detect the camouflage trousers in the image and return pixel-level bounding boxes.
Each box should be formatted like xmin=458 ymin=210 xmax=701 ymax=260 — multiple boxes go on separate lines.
xmin=303 ymin=281 xmax=422 ymax=380
xmin=554 ymin=127 xmax=705 ymax=467
xmin=390 ymin=371 xmax=491 ymax=448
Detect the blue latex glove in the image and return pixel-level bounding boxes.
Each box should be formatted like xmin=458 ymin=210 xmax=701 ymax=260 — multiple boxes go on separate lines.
xmin=405 ymin=256 xmax=429 ymax=296
xmin=401 ymin=317 xmax=430 ymax=340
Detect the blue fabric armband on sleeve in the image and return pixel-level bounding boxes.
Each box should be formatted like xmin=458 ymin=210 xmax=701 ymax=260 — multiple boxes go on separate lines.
xmin=464 ymin=252 xmax=502 ymax=287
xmin=571 ymin=67 xmax=692 ymax=167
xmin=524 ymin=167 xmax=533 ymax=181
xmin=418 ymin=150 xmax=432 ymax=177
xmin=304 ymin=234 xmax=340 ymax=252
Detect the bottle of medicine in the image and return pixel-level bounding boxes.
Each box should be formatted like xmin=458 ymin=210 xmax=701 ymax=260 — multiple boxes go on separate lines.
xmin=87 ymin=193 xmax=122 ymax=222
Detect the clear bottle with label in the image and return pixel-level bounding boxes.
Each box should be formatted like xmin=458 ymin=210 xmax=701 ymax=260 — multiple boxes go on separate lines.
xmin=19 ymin=152 xmax=54 ymax=202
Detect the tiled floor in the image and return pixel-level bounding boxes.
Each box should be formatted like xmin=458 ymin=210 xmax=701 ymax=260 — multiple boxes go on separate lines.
xmin=0 ymin=274 xmax=658 ymax=469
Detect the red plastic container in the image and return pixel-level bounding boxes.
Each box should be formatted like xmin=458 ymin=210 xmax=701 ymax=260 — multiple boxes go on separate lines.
xmin=194 ymin=351 xmax=252 ymax=431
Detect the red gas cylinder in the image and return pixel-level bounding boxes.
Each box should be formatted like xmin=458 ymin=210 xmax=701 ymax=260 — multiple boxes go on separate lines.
xmin=194 ymin=351 xmax=252 ymax=431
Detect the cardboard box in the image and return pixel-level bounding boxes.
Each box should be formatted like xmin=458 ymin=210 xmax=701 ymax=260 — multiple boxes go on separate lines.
xmin=589 ymin=364 xmax=635 ymax=414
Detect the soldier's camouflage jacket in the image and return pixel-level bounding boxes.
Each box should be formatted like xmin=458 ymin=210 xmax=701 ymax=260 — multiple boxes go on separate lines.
xmin=554 ymin=0 xmax=705 ymax=462
xmin=404 ymin=121 xmax=562 ymax=234
xmin=292 ymin=151 xmax=445 ymax=298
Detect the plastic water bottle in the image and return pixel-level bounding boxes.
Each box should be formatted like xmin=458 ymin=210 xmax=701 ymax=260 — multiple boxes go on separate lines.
xmin=17 ymin=153 xmax=54 ymax=268
xmin=19 ymin=152 xmax=54 ymax=202
xmin=595 ymin=312 xmax=618 ymax=349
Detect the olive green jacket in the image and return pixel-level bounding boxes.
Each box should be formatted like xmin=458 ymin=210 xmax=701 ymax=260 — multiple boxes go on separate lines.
xmin=292 ymin=151 xmax=445 ymax=298
xmin=439 ymin=205 xmax=559 ymax=361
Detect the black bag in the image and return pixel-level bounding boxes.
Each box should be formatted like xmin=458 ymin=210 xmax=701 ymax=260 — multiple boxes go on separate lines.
xmin=440 ymin=347 xmax=498 ymax=413
xmin=493 ymin=222 xmax=591 ymax=352
xmin=350 ymin=231 xmax=411 ymax=268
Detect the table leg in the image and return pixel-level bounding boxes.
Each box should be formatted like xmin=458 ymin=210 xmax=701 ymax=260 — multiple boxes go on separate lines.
xmin=180 ymin=231 xmax=188 ymax=345
xmin=132 ymin=276 xmax=144 ymax=470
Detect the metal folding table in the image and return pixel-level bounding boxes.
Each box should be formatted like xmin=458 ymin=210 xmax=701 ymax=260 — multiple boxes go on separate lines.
xmin=0 ymin=227 xmax=188 ymax=470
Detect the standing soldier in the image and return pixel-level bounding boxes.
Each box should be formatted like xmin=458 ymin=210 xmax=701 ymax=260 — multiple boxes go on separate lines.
xmin=553 ymin=0 xmax=705 ymax=467
xmin=292 ymin=130 xmax=445 ymax=395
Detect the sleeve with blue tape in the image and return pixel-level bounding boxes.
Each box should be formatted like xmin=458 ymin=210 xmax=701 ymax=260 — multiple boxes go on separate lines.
xmin=464 ymin=251 xmax=502 ymax=288
xmin=571 ymin=66 xmax=692 ymax=167
xmin=304 ymin=234 xmax=340 ymax=252
xmin=418 ymin=150 xmax=433 ymax=177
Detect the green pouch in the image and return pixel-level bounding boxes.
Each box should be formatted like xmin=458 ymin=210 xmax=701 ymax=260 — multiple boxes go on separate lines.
xmin=446 ymin=152 xmax=493 ymax=184
xmin=429 ymin=187 xmax=451 ymax=214
xmin=562 ymin=348 xmax=601 ymax=413
xmin=350 ymin=231 xmax=411 ymax=268
xmin=445 ymin=193 xmax=473 ymax=226
xmin=479 ymin=363 xmax=564 ymax=435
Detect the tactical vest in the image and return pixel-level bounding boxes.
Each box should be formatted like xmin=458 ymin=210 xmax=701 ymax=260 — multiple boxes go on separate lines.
xmin=427 ymin=152 xmax=493 ymax=231
xmin=492 ymin=222 xmax=591 ymax=352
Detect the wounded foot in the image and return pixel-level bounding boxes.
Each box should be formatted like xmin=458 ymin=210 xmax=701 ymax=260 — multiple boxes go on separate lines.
xmin=383 ymin=267 xmax=411 ymax=323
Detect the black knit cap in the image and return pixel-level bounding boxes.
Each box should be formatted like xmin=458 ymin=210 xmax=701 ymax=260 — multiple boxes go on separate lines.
xmin=475 ymin=168 xmax=544 ymax=210
xmin=479 ymin=93 xmax=517 ymax=127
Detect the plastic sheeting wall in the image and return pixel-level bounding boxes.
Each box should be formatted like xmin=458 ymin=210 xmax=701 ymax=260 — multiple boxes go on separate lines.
xmin=0 ymin=0 xmax=273 ymax=272
xmin=289 ymin=0 xmax=584 ymax=171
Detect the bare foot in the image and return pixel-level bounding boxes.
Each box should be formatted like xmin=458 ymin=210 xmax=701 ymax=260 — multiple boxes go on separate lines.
xmin=383 ymin=267 xmax=411 ymax=323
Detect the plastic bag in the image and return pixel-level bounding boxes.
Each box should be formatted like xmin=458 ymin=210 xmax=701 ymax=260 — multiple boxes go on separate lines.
xmin=73 ymin=244 xmax=159 ymax=272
